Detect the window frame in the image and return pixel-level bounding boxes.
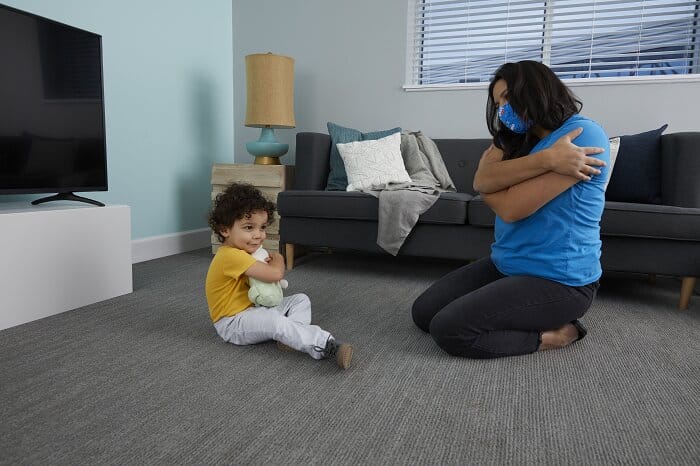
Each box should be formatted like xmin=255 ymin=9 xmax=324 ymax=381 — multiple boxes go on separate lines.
xmin=404 ymin=0 xmax=700 ymax=91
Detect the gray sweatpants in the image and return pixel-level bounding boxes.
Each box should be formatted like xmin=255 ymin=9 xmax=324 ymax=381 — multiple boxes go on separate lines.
xmin=213 ymin=293 xmax=331 ymax=359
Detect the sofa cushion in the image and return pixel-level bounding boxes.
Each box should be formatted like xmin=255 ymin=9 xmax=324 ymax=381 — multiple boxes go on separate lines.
xmin=606 ymin=124 xmax=667 ymax=204
xmin=660 ymin=132 xmax=700 ymax=208
xmin=468 ymin=196 xmax=496 ymax=227
xmin=421 ymin=192 xmax=472 ymax=224
xmin=434 ymin=138 xmax=492 ymax=195
xmin=465 ymin=197 xmax=700 ymax=240
xmin=325 ymin=122 xmax=401 ymax=191
xmin=278 ymin=190 xmax=472 ymax=225
xmin=601 ymin=201 xmax=700 ymax=241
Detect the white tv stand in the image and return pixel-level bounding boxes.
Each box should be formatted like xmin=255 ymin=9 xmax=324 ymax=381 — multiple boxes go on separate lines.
xmin=0 ymin=202 xmax=133 ymax=331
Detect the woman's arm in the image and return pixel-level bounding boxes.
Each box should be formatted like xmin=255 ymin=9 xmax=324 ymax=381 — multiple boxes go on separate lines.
xmin=473 ymin=144 xmax=550 ymax=194
xmin=473 ymin=127 xmax=605 ymax=194
xmin=481 ymin=171 xmax=578 ymax=223
xmin=244 ymin=252 xmax=285 ymax=282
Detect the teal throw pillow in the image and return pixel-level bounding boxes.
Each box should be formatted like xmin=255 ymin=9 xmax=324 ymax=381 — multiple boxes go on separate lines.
xmin=325 ymin=122 xmax=401 ymax=191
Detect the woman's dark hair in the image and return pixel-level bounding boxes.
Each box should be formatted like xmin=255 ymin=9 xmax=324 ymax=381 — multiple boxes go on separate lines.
xmin=486 ymin=60 xmax=582 ymax=159
xmin=208 ymin=182 xmax=276 ymax=243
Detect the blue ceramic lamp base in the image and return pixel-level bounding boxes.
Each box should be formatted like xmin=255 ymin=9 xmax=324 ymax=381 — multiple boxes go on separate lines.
xmin=246 ymin=127 xmax=288 ymax=165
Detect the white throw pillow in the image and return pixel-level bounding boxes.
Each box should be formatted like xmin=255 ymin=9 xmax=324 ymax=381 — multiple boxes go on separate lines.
xmin=337 ymin=132 xmax=411 ymax=191
xmin=604 ymin=137 xmax=620 ymax=191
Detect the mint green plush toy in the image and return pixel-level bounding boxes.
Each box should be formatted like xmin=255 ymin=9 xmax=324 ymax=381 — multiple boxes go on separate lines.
xmin=248 ymin=246 xmax=289 ymax=307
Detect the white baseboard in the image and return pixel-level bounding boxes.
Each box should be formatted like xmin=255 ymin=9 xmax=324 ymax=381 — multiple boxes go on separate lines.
xmin=132 ymin=228 xmax=210 ymax=263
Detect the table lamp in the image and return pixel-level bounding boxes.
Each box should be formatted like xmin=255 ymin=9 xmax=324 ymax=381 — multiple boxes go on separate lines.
xmin=244 ymin=53 xmax=296 ymax=165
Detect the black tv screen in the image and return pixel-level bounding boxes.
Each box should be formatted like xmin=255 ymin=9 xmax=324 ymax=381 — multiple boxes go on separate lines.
xmin=0 ymin=4 xmax=107 ymax=204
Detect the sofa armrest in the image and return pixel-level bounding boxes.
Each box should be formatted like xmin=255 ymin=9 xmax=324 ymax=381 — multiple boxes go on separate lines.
xmin=293 ymin=132 xmax=331 ymax=190
xmin=661 ymin=132 xmax=700 ymax=208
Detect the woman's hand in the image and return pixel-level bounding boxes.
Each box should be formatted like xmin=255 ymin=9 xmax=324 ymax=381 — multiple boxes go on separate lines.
xmin=543 ymin=127 xmax=606 ymax=181
xmin=479 ymin=143 xmax=504 ymax=164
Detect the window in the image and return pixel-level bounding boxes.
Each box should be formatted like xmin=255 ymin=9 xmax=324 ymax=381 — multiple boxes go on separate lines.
xmin=407 ymin=0 xmax=700 ymax=86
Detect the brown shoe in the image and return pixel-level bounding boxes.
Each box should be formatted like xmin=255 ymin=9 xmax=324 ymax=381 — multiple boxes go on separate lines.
xmin=334 ymin=342 xmax=353 ymax=369
xmin=315 ymin=337 xmax=353 ymax=369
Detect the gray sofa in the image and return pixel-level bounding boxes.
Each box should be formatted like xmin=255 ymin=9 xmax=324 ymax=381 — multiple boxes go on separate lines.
xmin=278 ymin=132 xmax=700 ymax=310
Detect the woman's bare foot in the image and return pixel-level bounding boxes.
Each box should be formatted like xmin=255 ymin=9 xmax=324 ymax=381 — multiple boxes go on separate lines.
xmin=539 ymin=323 xmax=580 ymax=351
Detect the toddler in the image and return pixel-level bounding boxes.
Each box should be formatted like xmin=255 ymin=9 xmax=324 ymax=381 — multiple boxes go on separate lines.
xmin=206 ymin=182 xmax=353 ymax=369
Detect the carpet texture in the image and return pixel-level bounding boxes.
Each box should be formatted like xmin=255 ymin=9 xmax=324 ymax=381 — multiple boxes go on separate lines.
xmin=1 ymin=249 xmax=699 ymax=465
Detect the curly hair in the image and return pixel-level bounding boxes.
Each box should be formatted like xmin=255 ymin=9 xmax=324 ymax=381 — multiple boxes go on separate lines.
xmin=208 ymin=182 xmax=276 ymax=243
xmin=486 ymin=60 xmax=582 ymax=160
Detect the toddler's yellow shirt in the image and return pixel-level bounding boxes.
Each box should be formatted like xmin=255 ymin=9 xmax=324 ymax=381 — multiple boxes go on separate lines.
xmin=205 ymin=246 xmax=257 ymax=323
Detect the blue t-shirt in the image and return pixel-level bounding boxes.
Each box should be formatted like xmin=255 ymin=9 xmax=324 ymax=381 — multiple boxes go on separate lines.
xmin=490 ymin=114 xmax=610 ymax=286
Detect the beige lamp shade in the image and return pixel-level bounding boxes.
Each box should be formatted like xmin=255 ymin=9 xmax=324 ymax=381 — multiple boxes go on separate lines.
xmin=245 ymin=53 xmax=295 ymax=128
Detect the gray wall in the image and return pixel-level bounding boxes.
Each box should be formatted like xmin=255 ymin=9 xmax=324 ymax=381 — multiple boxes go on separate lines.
xmin=232 ymin=0 xmax=700 ymax=165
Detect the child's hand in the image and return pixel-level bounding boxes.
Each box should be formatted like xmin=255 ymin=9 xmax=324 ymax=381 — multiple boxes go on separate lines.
xmin=269 ymin=252 xmax=284 ymax=265
xmin=267 ymin=252 xmax=285 ymax=272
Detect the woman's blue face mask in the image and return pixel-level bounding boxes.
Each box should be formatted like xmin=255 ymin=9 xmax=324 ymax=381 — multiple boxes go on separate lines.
xmin=498 ymin=102 xmax=532 ymax=134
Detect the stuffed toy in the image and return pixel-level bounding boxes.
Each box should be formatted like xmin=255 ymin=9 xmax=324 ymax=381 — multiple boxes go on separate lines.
xmin=248 ymin=246 xmax=289 ymax=307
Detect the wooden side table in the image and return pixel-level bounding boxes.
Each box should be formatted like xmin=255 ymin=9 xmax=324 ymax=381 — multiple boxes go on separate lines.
xmin=210 ymin=163 xmax=294 ymax=254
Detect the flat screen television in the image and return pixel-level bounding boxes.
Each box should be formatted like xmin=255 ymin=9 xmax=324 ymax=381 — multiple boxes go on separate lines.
xmin=0 ymin=3 xmax=107 ymax=206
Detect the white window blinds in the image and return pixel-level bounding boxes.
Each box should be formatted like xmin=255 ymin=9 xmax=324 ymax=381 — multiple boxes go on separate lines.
xmin=408 ymin=0 xmax=700 ymax=85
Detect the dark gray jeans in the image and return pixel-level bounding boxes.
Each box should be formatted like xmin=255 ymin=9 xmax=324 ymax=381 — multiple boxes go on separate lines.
xmin=412 ymin=257 xmax=599 ymax=359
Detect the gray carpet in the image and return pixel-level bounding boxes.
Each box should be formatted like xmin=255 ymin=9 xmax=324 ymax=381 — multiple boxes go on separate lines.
xmin=1 ymin=249 xmax=699 ymax=465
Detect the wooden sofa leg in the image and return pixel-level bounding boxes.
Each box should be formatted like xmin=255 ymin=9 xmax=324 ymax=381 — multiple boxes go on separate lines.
xmin=285 ymin=244 xmax=294 ymax=270
xmin=679 ymin=277 xmax=696 ymax=310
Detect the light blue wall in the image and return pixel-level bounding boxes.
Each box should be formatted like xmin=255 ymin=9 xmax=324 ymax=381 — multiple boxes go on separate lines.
xmin=232 ymin=0 xmax=700 ymax=165
xmin=1 ymin=0 xmax=234 ymax=240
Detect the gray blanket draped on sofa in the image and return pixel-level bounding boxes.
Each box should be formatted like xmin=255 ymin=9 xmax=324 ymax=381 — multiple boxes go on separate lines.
xmin=361 ymin=131 xmax=456 ymax=255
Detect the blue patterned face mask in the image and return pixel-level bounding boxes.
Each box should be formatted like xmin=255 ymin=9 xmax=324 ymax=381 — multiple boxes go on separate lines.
xmin=498 ymin=102 xmax=532 ymax=134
